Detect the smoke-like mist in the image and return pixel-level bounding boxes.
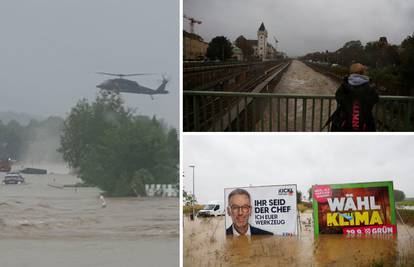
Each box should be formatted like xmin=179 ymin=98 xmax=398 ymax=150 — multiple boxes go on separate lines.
xmin=20 ymin=127 xmax=68 ymax=174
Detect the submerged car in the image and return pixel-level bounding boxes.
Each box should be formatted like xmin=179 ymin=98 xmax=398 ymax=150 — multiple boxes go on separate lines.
xmin=2 ymin=172 xmax=25 ymax=184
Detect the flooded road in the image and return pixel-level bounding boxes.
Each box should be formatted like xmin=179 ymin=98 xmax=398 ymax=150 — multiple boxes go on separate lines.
xmin=0 ymin=171 xmax=178 ymax=267
xmin=259 ymin=60 xmax=340 ymax=131
xmin=184 ymin=211 xmax=414 ymax=267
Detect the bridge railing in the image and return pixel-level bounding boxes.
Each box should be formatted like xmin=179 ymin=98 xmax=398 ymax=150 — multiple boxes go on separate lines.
xmin=183 ymin=91 xmax=414 ymax=132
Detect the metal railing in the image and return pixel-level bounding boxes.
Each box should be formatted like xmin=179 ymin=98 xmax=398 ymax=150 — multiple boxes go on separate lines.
xmin=183 ymin=60 xmax=285 ymax=91
xmin=183 ymin=91 xmax=414 ymax=132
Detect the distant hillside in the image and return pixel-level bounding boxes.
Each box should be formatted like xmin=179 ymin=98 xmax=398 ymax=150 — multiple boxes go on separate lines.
xmin=0 ymin=111 xmax=44 ymax=125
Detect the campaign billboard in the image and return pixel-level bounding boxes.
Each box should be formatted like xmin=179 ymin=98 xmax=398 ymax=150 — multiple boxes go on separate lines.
xmin=224 ymin=184 xmax=298 ymax=236
xmin=312 ymin=181 xmax=396 ymax=238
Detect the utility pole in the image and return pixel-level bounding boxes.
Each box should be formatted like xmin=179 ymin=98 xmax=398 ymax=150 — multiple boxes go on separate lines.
xmin=189 ymin=165 xmax=195 ymax=220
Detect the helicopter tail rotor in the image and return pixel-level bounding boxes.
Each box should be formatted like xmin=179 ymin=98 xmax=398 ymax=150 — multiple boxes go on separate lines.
xmin=159 ymin=73 xmax=170 ymax=83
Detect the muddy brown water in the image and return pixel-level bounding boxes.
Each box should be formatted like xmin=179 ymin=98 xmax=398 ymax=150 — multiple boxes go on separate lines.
xmin=184 ymin=211 xmax=414 ymax=267
xmin=0 ymin=172 xmax=178 ymax=267
xmin=258 ymin=60 xmax=340 ymax=131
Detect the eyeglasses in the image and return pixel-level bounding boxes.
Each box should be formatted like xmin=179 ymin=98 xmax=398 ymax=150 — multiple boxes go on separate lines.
xmin=230 ymin=205 xmax=251 ymax=213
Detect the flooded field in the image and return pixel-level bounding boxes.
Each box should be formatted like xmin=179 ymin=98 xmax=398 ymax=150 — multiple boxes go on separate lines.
xmin=184 ymin=211 xmax=414 ymax=267
xmin=0 ymin=171 xmax=178 ymax=267
xmin=259 ymin=60 xmax=340 ymax=131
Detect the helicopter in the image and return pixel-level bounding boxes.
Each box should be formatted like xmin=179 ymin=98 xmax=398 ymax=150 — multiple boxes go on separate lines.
xmin=96 ymin=72 xmax=169 ymax=100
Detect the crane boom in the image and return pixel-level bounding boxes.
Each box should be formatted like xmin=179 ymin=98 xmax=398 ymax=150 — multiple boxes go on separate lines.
xmin=184 ymin=14 xmax=202 ymax=34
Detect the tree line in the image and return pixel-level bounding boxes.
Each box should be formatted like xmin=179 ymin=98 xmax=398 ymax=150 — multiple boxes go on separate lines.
xmin=301 ymin=34 xmax=414 ymax=95
xmin=0 ymin=116 xmax=63 ymax=162
xmin=205 ymin=35 xmax=285 ymax=61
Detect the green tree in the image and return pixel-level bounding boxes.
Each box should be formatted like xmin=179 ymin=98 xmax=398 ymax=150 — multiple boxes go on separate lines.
xmin=394 ymin=189 xmax=406 ymax=202
xmin=308 ymin=187 xmax=313 ymax=202
xmin=235 ymin=35 xmax=254 ymax=60
xmin=340 ymin=40 xmax=364 ymax=66
xmin=297 ymin=190 xmax=302 ymax=204
xmin=0 ymin=120 xmax=25 ymax=160
xmin=206 ymin=36 xmax=233 ymax=61
xmin=399 ymin=33 xmax=414 ymax=89
xmin=59 ymin=91 xmax=178 ymax=196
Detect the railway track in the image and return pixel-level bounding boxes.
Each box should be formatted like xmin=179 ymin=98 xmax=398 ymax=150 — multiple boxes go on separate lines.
xmin=183 ymin=60 xmax=291 ymax=131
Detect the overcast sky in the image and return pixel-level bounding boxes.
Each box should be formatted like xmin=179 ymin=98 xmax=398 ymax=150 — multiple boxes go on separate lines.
xmin=183 ymin=134 xmax=414 ymax=203
xmin=183 ymin=0 xmax=414 ymax=57
xmin=0 ymin=0 xmax=178 ymax=128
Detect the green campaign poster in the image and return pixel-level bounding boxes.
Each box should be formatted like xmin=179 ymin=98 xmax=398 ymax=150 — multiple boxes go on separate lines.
xmin=312 ymin=181 xmax=396 ymax=238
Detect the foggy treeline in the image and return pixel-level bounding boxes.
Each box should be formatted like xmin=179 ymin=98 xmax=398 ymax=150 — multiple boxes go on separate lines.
xmin=0 ymin=116 xmax=63 ymax=163
xmin=301 ymin=33 xmax=414 ymax=95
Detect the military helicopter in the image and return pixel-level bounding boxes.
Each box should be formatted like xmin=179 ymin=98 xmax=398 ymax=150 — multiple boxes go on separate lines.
xmin=96 ymin=72 xmax=169 ymax=100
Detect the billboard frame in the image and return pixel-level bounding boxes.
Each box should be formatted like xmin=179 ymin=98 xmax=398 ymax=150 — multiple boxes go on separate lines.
xmin=312 ymin=181 xmax=396 ymax=238
xmin=224 ymin=183 xmax=298 ymax=236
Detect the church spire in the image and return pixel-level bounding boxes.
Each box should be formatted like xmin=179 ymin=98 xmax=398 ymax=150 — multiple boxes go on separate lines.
xmin=258 ymin=22 xmax=266 ymax=31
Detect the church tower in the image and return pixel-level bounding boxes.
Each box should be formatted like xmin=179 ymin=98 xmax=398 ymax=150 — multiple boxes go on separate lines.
xmin=257 ymin=22 xmax=268 ymax=60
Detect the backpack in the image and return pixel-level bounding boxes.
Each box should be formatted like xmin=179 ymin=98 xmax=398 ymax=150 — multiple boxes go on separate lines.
xmin=324 ymin=100 xmax=368 ymax=131
xmin=323 ymin=78 xmax=379 ymax=132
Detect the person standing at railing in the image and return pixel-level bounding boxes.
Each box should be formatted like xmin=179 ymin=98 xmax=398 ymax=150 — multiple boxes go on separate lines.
xmin=329 ymin=63 xmax=379 ymax=131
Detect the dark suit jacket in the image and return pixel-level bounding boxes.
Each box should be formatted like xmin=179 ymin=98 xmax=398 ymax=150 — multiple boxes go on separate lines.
xmin=226 ymin=224 xmax=273 ymax=235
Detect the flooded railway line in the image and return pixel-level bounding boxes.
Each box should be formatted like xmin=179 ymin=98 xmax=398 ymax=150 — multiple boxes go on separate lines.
xmin=184 ymin=60 xmax=414 ymax=131
xmin=183 ymin=60 xmax=339 ymax=131
xmin=258 ymin=60 xmax=339 ymax=131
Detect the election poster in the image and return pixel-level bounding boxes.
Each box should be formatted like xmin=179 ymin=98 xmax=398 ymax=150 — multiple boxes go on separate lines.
xmin=312 ymin=181 xmax=397 ymax=238
xmin=224 ymin=184 xmax=298 ymax=236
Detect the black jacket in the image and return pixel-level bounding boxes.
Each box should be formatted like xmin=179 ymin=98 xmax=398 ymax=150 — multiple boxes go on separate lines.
xmin=332 ymin=76 xmax=379 ymax=131
xmin=226 ymin=224 xmax=273 ymax=235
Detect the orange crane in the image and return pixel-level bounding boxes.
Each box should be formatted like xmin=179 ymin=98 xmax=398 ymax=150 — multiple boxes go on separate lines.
xmin=184 ymin=14 xmax=202 ymax=34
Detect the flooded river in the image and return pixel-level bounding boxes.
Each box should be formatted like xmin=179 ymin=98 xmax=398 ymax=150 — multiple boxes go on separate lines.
xmin=184 ymin=211 xmax=414 ymax=267
xmin=0 ymin=171 xmax=178 ymax=266
xmin=259 ymin=60 xmax=340 ymax=131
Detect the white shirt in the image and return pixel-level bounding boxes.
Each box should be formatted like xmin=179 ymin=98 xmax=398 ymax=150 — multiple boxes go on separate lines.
xmin=232 ymin=224 xmax=251 ymax=236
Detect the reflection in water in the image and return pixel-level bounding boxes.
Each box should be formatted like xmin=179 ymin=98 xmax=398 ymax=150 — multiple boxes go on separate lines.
xmin=184 ymin=212 xmax=414 ymax=267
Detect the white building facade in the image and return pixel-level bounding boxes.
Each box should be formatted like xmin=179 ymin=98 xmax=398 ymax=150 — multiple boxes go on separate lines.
xmin=257 ymin=22 xmax=268 ymax=60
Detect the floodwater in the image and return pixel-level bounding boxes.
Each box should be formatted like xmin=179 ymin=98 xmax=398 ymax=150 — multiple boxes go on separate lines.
xmin=0 ymin=171 xmax=178 ymax=267
xmin=259 ymin=60 xmax=340 ymax=131
xmin=184 ymin=211 xmax=414 ymax=267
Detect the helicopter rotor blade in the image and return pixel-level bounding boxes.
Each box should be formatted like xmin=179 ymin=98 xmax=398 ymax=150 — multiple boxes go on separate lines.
xmin=122 ymin=73 xmax=157 ymax=77
xmin=96 ymin=72 xmax=157 ymax=77
xmin=96 ymin=72 xmax=123 ymax=77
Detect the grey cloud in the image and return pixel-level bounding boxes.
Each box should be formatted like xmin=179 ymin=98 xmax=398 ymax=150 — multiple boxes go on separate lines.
xmin=183 ymin=135 xmax=414 ymax=203
xmin=0 ymin=0 xmax=179 ymax=128
xmin=184 ymin=0 xmax=414 ymax=56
